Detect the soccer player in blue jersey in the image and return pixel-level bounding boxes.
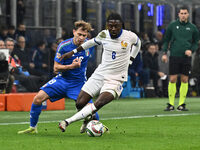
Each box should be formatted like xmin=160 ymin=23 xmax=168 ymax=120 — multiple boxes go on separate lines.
xmin=18 ymin=20 xmax=99 ymax=134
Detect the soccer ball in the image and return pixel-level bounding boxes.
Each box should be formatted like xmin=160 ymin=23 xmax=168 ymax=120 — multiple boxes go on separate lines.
xmin=86 ymin=120 xmax=104 ymax=137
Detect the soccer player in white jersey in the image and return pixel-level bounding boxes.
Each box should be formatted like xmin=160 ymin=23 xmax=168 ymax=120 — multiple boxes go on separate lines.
xmin=59 ymin=12 xmax=141 ymax=133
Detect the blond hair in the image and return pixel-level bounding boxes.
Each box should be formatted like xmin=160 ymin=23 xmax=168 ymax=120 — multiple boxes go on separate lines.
xmin=74 ymin=20 xmax=92 ymax=32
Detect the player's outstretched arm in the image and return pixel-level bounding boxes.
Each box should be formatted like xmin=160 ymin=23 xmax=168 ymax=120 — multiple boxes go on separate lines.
xmin=60 ymin=38 xmax=99 ymax=61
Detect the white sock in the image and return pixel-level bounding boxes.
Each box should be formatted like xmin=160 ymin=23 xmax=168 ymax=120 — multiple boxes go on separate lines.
xmin=65 ymin=103 xmax=97 ymax=124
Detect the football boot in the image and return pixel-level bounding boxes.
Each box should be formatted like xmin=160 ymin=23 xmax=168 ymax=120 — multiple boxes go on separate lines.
xmin=18 ymin=127 xmax=38 ymax=134
xmin=164 ymin=103 xmax=175 ymax=111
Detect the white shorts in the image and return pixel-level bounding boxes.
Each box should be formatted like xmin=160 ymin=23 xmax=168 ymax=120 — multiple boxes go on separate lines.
xmin=82 ymin=74 xmax=123 ymax=99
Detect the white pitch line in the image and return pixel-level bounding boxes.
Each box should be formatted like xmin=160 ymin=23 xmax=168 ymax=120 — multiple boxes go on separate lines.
xmin=0 ymin=112 xmax=200 ymax=126
xmin=106 ymin=112 xmax=200 ymax=120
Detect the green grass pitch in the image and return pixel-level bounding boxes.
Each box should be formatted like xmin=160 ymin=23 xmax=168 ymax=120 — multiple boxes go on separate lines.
xmin=0 ymin=97 xmax=200 ymax=150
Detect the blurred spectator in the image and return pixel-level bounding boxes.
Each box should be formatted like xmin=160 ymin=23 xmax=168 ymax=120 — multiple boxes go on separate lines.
xmin=0 ymin=49 xmax=9 ymax=93
xmin=17 ymin=0 xmax=26 ymax=25
xmin=12 ymin=36 xmax=30 ymax=71
xmin=7 ymin=25 xmax=17 ymax=40
xmin=140 ymin=32 xmax=150 ymax=51
xmin=157 ymin=41 xmax=169 ymax=97
xmin=190 ymin=41 xmax=200 ymax=95
xmin=0 ymin=40 xmax=8 ymax=93
xmin=15 ymin=23 xmax=26 ymax=37
xmin=15 ymin=23 xmax=31 ymax=47
xmin=5 ymin=38 xmax=16 ymax=93
xmin=152 ymin=31 xmax=163 ymax=50
xmin=128 ymin=52 xmax=149 ymax=87
xmin=143 ymin=43 xmax=167 ymax=96
xmin=5 ymin=38 xmax=46 ymax=92
xmin=29 ymin=41 xmax=49 ymax=77
xmin=43 ymin=29 xmax=56 ymax=47
xmin=0 ymin=26 xmax=8 ymax=41
xmin=0 ymin=40 xmax=5 ymax=48
xmin=5 ymin=38 xmax=17 ymax=62
xmin=191 ymin=41 xmax=200 ymax=79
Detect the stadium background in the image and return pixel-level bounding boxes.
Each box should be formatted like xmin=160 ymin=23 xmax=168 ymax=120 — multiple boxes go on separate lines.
xmin=1 ymin=0 xmax=200 ymax=65
xmin=1 ymin=1 xmax=200 ymax=149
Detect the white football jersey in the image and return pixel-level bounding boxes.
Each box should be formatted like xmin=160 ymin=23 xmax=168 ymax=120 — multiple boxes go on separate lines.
xmin=92 ymin=29 xmax=139 ymax=81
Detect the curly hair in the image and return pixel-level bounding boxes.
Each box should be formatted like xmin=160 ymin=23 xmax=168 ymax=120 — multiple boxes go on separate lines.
xmin=106 ymin=12 xmax=123 ymax=23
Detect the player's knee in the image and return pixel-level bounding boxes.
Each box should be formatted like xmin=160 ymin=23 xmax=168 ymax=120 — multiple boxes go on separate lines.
xmin=33 ymin=95 xmax=43 ymax=105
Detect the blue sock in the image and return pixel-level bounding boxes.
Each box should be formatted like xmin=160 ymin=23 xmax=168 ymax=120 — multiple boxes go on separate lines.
xmin=95 ymin=112 xmax=100 ymax=120
xmin=30 ymin=103 xmax=42 ymax=127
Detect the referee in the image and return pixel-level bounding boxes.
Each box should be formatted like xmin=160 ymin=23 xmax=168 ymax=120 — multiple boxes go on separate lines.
xmin=162 ymin=6 xmax=199 ymax=111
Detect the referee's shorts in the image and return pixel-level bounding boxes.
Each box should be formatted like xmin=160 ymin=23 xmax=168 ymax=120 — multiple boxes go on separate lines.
xmin=169 ymin=56 xmax=191 ymax=76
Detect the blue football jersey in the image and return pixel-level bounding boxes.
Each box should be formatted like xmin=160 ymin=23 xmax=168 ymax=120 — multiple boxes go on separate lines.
xmin=55 ymin=38 xmax=93 ymax=81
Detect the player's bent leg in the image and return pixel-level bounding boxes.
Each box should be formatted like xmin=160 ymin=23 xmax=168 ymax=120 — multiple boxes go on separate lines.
xmin=80 ymin=112 xmax=98 ymax=133
xmin=59 ymin=91 xmax=93 ymax=133
xmin=73 ymin=90 xmax=95 ymax=133
xmin=59 ymin=103 xmax=97 ymax=132
xmin=86 ymin=92 xmax=114 ymax=134
xmin=95 ymin=92 xmax=115 ymax=110
xmin=18 ymin=90 xmax=50 ymax=134
xmin=80 ymin=97 xmax=100 ymax=133
xmin=82 ymin=92 xmax=114 ymax=134
xmin=76 ymin=90 xmax=93 ymax=109
xmin=59 ymin=91 xmax=114 ymax=133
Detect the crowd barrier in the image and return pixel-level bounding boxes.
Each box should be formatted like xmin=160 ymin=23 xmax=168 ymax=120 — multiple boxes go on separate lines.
xmin=0 ymin=93 xmax=65 ymax=111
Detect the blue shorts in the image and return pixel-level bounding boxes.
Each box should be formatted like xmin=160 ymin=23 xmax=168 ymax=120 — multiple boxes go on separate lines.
xmin=41 ymin=76 xmax=93 ymax=103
